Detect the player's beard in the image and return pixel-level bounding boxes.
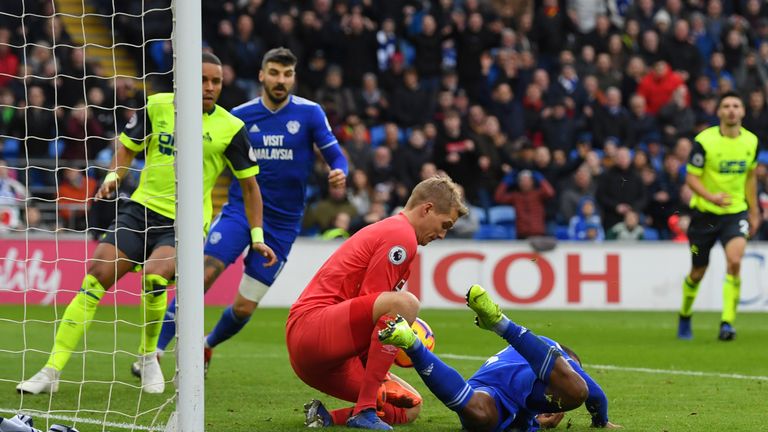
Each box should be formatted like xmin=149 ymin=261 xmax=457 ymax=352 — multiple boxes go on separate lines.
xmin=265 ymin=85 xmax=289 ymax=105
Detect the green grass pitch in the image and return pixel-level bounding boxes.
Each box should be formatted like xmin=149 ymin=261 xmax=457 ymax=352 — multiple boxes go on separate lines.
xmin=0 ymin=306 xmax=765 ymax=431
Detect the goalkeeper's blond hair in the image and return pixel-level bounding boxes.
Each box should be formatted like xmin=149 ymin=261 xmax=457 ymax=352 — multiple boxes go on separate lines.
xmin=406 ymin=175 xmax=468 ymax=217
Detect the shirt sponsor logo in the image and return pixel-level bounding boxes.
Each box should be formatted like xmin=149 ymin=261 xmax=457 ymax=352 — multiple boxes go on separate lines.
xmin=286 ymin=120 xmax=300 ymax=134
xmin=263 ymin=135 xmax=284 ymax=146
xmin=388 ymin=246 xmax=407 ymax=265
xmin=252 ymin=148 xmax=294 ymax=160
xmin=718 ymin=160 xmax=746 ymax=174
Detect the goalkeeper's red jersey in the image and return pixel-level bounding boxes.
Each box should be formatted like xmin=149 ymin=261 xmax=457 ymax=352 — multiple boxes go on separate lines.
xmin=289 ymin=213 xmax=417 ymax=318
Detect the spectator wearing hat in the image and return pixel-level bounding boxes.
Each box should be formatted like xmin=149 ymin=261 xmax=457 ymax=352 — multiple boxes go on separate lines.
xmin=568 ymin=196 xmax=605 ymax=241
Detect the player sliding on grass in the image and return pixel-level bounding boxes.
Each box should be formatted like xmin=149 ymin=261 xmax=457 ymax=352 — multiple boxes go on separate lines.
xmin=291 ymin=176 xmax=468 ymax=430
xmin=144 ymin=47 xmax=349 ymax=377
xmin=376 ymin=284 xmax=621 ymax=431
xmin=17 ymin=52 xmax=276 ymax=395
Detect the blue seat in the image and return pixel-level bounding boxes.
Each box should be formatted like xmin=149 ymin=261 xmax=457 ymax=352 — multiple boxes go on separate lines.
xmin=474 ymin=223 xmax=516 ymax=240
xmin=488 ymin=205 xmax=516 ymax=225
xmin=643 ymin=227 xmax=660 ymax=240
xmin=554 ymin=225 xmax=570 ymax=240
xmin=369 ymin=125 xmax=386 ymax=148
xmin=469 ymin=205 xmax=487 ymax=224
xmin=2 ymin=138 xmax=20 ymax=159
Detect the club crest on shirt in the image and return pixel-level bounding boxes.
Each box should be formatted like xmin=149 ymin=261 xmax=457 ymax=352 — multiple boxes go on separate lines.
xmin=388 ymin=246 xmax=407 ymax=265
xmin=209 ymin=231 xmax=222 ymax=244
xmin=286 ymin=120 xmax=300 ymax=134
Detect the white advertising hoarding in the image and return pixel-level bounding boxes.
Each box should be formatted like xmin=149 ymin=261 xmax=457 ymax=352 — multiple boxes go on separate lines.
xmin=260 ymin=240 xmax=768 ymax=311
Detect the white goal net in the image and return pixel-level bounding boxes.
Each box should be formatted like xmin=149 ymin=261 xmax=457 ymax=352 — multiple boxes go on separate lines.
xmin=0 ymin=0 xmax=182 ymax=430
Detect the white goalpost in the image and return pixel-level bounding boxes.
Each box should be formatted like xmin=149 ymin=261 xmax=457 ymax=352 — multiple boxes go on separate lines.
xmin=172 ymin=0 xmax=205 ymax=430
xmin=0 ymin=0 xmax=204 ymax=430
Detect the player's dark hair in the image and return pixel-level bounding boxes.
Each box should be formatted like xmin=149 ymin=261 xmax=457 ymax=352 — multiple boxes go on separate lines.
xmin=560 ymin=344 xmax=582 ymax=366
xmin=262 ymin=47 xmax=298 ymax=69
xmin=717 ymin=90 xmax=743 ymax=108
xmin=202 ymin=52 xmax=222 ymax=66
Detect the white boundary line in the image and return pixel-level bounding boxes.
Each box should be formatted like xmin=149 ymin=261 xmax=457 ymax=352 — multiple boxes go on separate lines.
xmin=440 ymin=353 xmax=768 ymax=381
xmin=0 ymin=409 xmax=163 ymax=431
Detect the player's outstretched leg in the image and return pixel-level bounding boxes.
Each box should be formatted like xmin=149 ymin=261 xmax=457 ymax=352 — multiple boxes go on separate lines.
xmin=156 ymin=296 xmax=177 ymax=353
xmin=466 ymin=285 xmax=588 ymax=412
xmin=466 ymin=285 xmax=561 ymax=383
xmin=379 ymin=316 xmax=475 ymax=413
xmin=17 ymin=274 xmax=107 ymax=394
xmin=304 ymin=399 xmax=333 ymax=428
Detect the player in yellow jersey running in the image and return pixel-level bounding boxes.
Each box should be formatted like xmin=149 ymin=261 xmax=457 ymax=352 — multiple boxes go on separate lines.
xmin=16 ymin=52 xmax=276 ymax=395
xmin=678 ymin=91 xmax=760 ymax=341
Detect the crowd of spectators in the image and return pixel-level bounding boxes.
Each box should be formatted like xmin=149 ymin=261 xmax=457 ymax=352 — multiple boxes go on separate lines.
xmin=4 ymin=0 xmax=768 ymax=242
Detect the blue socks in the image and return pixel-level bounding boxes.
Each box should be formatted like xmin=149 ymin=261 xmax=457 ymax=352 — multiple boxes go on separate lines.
xmin=405 ymin=338 xmax=474 ymax=412
xmin=497 ymin=317 xmax=561 ymax=382
xmin=156 ymin=297 xmax=177 ymax=352
xmin=206 ymin=306 xmax=250 ymax=348
xmin=157 ymin=300 xmax=252 ymax=351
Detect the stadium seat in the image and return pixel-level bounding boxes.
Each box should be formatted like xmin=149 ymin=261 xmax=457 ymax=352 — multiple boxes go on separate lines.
xmin=369 ymin=125 xmax=386 ymax=147
xmin=48 ymin=139 xmax=65 ymax=158
xmin=554 ymin=225 xmax=570 ymax=240
xmin=2 ymin=138 xmax=20 ymax=160
xmin=473 ymin=223 xmax=516 ymax=240
xmin=643 ymin=227 xmax=660 ymax=240
xmin=488 ymin=205 xmax=516 ymax=225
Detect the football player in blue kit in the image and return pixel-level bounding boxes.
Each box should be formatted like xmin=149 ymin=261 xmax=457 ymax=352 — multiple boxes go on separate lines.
xmin=378 ymin=284 xmax=622 ymax=431
xmin=149 ymin=47 xmax=349 ymax=374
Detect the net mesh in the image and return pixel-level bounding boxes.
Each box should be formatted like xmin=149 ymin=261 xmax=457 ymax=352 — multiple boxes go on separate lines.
xmin=0 ymin=1 xmax=175 ymax=430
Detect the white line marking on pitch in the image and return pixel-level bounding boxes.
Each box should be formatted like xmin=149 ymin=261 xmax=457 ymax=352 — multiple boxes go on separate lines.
xmin=0 ymin=408 xmax=163 ymax=431
xmin=440 ymin=353 xmax=768 ymax=381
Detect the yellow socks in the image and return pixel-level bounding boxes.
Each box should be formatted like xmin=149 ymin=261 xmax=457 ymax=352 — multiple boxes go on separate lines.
xmin=680 ymin=276 xmax=700 ymax=317
xmin=140 ymin=274 xmax=169 ymax=355
xmin=721 ymin=274 xmax=740 ymax=324
xmin=46 ymin=275 xmax=106 ymax=371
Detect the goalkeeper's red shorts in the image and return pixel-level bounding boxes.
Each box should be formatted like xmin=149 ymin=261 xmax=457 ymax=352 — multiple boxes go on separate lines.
xmin=286 ymin=292 xmax=380 ymax=402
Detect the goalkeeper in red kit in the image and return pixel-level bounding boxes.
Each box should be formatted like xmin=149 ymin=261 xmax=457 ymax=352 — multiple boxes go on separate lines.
xmin=287 ymin=176 xmax=468 ymax=430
